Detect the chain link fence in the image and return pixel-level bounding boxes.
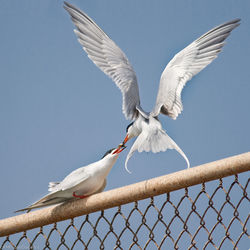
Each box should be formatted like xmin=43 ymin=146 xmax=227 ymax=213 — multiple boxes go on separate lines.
xmin=0 ymin=153 xmax=249 ymax=249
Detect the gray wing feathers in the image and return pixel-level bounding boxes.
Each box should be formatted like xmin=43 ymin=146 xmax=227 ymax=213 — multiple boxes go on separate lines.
xmin=152 ymin=19 xmax=240 ymax=119
xmin=58 ymin=167 xmax=90 ymax=191
xmin=64 ymin=2 xmax=140 ymax=120
xmin=16 ymin=166 xmax=90 ymax=212
xmin=15 ymin=171 xmax=89 ymax=213
xmin=125 ymin=129 xmax=190 ymax=173
xmin=15 ymin=192 xmax=72 ymax=213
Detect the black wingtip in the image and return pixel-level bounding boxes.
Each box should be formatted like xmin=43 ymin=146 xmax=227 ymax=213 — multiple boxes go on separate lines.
xmin=63 ymin=1 xmax=74 ymax=12
xmin=14 ymin=208 xmax=25 ymax=213
xmin=14 ymin=208 xmax=32 ymax=213
xmin=63 ymin=1 xmax=70 ymax=10
xmin=63 ymin=1 xmax=69 ymax=7
xmin=232 ymin=18 xmax=241 ymax=27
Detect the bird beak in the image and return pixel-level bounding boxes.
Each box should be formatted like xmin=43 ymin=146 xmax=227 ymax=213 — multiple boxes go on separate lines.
xmin=123 ymin=134 xmax=129 ymax=145
xmin=112 ymin=144 xmax=126 ymax=154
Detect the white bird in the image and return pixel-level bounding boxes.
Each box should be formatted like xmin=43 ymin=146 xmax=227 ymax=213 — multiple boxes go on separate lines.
xmin=64 ymin=2 xmax=240 ymax=172
xmin=15 ymin=145 xmax=126 ymax=212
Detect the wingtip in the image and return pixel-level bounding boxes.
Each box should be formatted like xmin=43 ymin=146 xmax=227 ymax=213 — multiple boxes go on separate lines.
xmin=63 ymin=1 xmax=74 ymax=12
xmin=63 ymin=1 xmax=68 ymax=9
xmin=14 ymin=208 xmax=29 ymax=213
xmin=63 ymin=1 xmax=70 ymax=7
xmin=225 ymin=18 xmax=241 ymax=26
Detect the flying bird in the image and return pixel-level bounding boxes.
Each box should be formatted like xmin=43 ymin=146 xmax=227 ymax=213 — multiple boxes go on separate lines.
xmin=64 ymin=2 xmax=240 ymax=172
xmin=15 ymin=145 xmax=126 ymax=212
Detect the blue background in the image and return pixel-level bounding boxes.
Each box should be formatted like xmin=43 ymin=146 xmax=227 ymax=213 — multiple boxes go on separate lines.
xmin=0 ymin=1 xmax=249 ymax=245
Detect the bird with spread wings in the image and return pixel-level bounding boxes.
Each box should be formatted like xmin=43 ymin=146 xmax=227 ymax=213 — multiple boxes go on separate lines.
xmin=64 ymin=2 xmax=240 ymax=172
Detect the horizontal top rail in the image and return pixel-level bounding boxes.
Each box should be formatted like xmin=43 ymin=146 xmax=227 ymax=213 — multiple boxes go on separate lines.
xmin=0 ymin=152 xmax=249 ymax=237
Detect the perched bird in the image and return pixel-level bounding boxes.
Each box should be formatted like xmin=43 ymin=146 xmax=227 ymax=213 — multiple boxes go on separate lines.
xmin=15 ymin=145 xmax=126 ymax=213
xmin=64 ymin=2 xmax=240 ymax=172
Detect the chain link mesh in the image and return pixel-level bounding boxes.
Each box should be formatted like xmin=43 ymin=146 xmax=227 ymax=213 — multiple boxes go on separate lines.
xmin=1 ymin=173 xmax=249 ymax=249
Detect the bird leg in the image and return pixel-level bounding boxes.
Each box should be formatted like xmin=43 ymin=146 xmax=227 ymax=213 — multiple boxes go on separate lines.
xmin=73 ymin=192 xmax=88 ymax=199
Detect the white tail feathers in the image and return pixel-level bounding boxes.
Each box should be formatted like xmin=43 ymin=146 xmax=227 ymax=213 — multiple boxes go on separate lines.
xmin=125 ymin=128 xmax=190 ymax=173
xmin=48 ymin=182 xmax=60 ymax=192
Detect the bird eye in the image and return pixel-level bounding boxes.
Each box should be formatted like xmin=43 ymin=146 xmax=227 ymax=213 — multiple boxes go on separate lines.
xmin=102 ymin=148 xmax=115 ymax=159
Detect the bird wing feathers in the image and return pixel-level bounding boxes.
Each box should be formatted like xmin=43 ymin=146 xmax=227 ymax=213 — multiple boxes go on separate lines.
xmin=15 ymin=168 xmax=90 ymax=212
xmin=49 ymin=167 xmax=90 ymax=192
xmin=151 ymin=19 xmax=240 ymax=119
xmin=15 ymin=192 xmax=72 ymax=213
xmin=64 ymin=2 xmax=140 ymax=120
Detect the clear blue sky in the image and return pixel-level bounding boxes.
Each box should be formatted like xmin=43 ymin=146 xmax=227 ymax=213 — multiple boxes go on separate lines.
xmin=0 ymin=0 xmax=249 ymax=234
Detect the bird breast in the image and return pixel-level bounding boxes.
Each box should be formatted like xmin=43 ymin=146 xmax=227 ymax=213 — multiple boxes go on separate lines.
xmin=73 ymin=176 xmax=105 ymax=196
xmin=141 ymin=116 xmax=163 ymax=132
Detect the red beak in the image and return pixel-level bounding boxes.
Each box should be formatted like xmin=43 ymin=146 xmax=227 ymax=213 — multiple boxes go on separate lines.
xmin=123 ymin=134 xmax=129 ymax=145
xmin=112 ymin=145 xmax=126 ymax=154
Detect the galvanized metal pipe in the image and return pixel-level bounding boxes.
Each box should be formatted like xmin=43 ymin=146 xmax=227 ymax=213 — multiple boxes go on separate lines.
xmin=0 ymin=152 xmax=249 ymax=237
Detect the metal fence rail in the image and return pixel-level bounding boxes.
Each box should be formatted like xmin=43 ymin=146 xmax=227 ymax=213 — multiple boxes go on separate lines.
xmin=0 ymin=152 xmax=249 ymax=249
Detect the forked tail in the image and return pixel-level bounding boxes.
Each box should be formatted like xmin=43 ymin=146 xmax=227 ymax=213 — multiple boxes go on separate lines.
xmin=125 ymin=128 xmax=190 ymax=173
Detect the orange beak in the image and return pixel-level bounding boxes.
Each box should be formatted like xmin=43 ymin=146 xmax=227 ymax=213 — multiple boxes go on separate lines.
xmin=112 ymin=145 xmax=126 ymax=155
xmin=123 ymin=134 xmax=129 ymax=145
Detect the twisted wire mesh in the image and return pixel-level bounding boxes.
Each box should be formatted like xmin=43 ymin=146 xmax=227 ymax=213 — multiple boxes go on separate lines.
xmin=1 ymin=173 xmax=249 ymax=249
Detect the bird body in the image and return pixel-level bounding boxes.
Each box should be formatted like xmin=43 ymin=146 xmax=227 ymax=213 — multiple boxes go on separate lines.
xmin=16 ymin=146 xmax=126 ymax=212
xmin=64 ymin=2 xmax=240 ymax=171
xmin=124 ymin=114 xmax=190 ymax=172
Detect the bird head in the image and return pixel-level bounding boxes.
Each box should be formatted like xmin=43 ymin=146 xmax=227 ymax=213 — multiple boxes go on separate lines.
xmin=102 ymin=144 xmax=126 ymax=159
xmin=122 ymin=121 xmax=140 ymax=145
xmin=123 ymin=122 xmax=133 ymax=144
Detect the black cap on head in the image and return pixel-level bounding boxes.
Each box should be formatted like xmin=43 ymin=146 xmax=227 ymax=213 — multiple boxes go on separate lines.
xmin=126 ymin=122 xmax=134 ymax=132
xmin=102 ymin=148 xmax=115 ymax=159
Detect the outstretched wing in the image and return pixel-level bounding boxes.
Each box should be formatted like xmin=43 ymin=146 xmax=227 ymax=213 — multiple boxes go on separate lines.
xmin=151 ymin=19 xmax=240 ymax=119
xmin=64 ymin=2 xmax=140 ymax=120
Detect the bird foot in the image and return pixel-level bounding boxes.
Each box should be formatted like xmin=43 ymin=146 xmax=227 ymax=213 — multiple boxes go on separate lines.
xmin=73 ymin=192 xmax=88 ymax=199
